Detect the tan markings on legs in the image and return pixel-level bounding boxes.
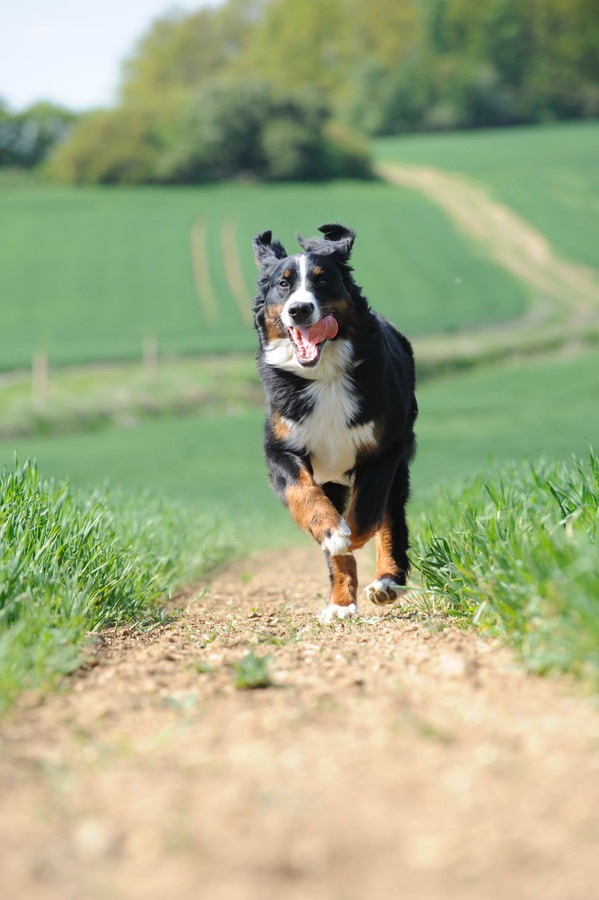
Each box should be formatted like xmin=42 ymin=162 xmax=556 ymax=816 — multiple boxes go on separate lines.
xmin=286 ymin=468 xmax=343 ymax=545
xmin=329 ymin=554 xmax=358 ymax=607
xmin=348 ymin=524 xmax=377 ymax=552
xmin=374 ymin=513 xmax=402 ymax=581
xmin=271 ymin=411 xmax=291 ymax=442
xmin=344 ymin=500 xmax=377 ymax=551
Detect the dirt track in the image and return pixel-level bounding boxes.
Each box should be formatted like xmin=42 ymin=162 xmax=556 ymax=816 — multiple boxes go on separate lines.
xmin=2 ymin=546 xmax=599 ymax=900
xmin=379 ymin=163 xmax=599 ymax=316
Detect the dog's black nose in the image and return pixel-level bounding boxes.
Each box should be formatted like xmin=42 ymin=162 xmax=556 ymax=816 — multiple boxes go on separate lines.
xmin=287 ymin=301 xmax=314 ymax=325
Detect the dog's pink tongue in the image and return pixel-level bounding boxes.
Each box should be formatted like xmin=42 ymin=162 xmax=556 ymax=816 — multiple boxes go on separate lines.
xmin=307 ymin=315 xmax=338 ymax=345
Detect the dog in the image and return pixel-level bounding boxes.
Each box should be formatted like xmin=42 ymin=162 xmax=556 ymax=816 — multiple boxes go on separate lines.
xmin=252 ymin=223 xmax=417 ymax=621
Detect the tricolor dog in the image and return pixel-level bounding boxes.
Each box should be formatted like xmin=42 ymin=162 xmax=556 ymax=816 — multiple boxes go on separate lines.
xmin=252 ymin=223 xmax=417 ymax=622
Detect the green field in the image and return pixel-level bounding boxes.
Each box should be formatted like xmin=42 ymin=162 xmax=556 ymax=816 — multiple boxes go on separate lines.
xmin=1 ymin=121 xmax=597 ymax=526
xmin=1 ymin=346 xmax=597 ymax=706
xmin=2 ymin=120 xmax=599 ymax=702
xmin=4 ymin=121 xmax=596 ymax=374
xmin=375 ymin=121 xmax=599 ymax=271
xmin=0 ymin=178 xmax=527 ymax=369
xmin=1 ymin=348 xmax=597 ymax=546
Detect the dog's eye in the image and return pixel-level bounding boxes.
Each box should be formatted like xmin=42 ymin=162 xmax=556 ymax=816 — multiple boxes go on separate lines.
xmin=279 ymin=279 xmax=290 ymax=289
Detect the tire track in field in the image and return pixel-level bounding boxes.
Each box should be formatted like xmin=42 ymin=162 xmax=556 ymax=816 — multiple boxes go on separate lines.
xmin=379 ymin=162 xmax=599 ymax=370
xmin=189 ymin=218 xmax=220 ymax=326
xmin=379 ymin=163 xmax=599 ymax=316
xmin=220 ymin=217 xmax=253 ymax=326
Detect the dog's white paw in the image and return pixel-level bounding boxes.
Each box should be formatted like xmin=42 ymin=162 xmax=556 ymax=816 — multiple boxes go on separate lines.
xmin=322 ymin=520 xmax=351 ymax=556
xmin=365 ymin=578 xmax=407 ymax=607
xmin=318 ymin=602 xmax=358 ymax=623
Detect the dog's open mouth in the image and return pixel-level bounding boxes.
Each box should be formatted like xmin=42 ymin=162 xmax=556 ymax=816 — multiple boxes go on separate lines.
xmin=287 ymin=315 xmax=339 ymax=366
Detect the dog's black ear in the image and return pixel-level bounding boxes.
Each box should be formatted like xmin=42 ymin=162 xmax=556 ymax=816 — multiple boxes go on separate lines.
xmin=253 ymin=230 xmax=287 ymax=268
xmin=297 ymin=222 xmax=355 ymax=262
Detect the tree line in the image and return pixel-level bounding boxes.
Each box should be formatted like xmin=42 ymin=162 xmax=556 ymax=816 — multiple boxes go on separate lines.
xmin=0 ymin=102 xmax=76 ymax=169
xmin=3 ymin=0 xmax=598 ymax=184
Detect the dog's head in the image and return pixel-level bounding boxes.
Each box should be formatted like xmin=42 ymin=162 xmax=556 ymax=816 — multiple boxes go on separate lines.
xmin=253 ymin=223 xmax=361 ymax=370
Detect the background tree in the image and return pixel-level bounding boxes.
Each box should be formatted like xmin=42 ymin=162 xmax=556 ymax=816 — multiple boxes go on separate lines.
xmin=40 ymin=0 xmax=599 ymax=184
xmin=0 ymin=102 xmax=76 ymax=168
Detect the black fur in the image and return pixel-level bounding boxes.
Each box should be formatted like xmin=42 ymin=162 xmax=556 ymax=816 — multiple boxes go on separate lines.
xmin=252 ymin=222 xmax=417 ymax=614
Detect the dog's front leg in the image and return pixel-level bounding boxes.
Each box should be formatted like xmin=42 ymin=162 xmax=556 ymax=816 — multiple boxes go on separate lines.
xmin=267 ymin=452 xmax=357 ymax=619
xmin=268 ymin=452 xmax=351 ymax=555
xmin=321 ymin=551 xmax=359 ymax=622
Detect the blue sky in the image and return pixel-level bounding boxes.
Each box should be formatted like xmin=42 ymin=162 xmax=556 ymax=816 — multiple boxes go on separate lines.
xmin=0 ymin=1 xmax=207 ymax=111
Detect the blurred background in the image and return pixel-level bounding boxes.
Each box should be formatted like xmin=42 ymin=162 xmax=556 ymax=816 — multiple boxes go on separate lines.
xmin=1 ymin=0 xmax=598 ymax=544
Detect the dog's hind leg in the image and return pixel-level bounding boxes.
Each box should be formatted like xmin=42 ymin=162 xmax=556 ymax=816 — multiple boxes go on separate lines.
xmin=365 ymin=460 xmax=411 ymax=608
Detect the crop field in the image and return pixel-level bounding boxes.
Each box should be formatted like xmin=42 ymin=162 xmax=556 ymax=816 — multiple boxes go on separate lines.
xmin=0 ymin=177 xmax=527 ymax=369
xmin=1 ymin=120 xmax=598 ymax=712
xmin=1 ymin=125 xmax=599 ymax=900
xmin=1 ymin=347 xmax=597 ymax=543
xmin=375 ymin=121 xmax=599 ymax=270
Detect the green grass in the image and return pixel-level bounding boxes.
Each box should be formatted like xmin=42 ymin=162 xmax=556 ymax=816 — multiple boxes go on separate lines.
xmin=231 ymin=650 xmax=274 ymax=690
xmin=2 ymin=120 xmax=598 ymax=708
xmin=0 ymin=406 xmax=299 ymax=549
xmin=0 ymin=353 xmax=261 ymax=438
xmin=414 ymin=451 xmax=599 ymax=680
xmin=0 ymin=460 xmax=234 ymax=712
xmin=412 ymin=348 xmax=599 ymax=491
xmin=1 ymin=347 xmax=598 ymax=707
xmin=0 ymin=348 xmax=597 ymax=534
xmin=0 ymin=178 xmax=527 ymax=369
xmin=232 ymin=180 xmax=526 ymax=334
xmin=375 ymin=121 xmax=599 ymax=271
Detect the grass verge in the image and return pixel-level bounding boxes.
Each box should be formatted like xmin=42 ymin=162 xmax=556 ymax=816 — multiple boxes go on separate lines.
xmin=0 ymin=353 xmax=262 ymax=439
xmin=0 ymin=459 xmax=234 ymax=713
xmin=413 ymin=450 xmax=599 ymax=681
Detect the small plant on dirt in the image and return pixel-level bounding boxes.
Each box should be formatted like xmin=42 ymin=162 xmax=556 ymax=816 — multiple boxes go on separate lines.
xmin=231 ymin=650 xmax=273 ymax=690
xmin=189 ymin=658 xmax=213 ymax=675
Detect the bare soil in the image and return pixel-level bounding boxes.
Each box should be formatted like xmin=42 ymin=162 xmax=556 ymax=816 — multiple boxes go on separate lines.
xmin=2 ymin=546 xmax=599 ymax=900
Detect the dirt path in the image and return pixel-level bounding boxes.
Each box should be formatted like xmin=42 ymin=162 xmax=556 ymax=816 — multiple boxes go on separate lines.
xmin=2 ymin=547 xmax=598 ymax=900
xmin=380 ymin=163 xmax=599 ymax=370
xmin=379 ymin=163 xmax=599 ymax=315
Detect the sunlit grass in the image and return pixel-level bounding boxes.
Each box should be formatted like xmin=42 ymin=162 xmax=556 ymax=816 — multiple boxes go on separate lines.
xmin=375 ymin=121 xmax=599 ymax=271
xmin=413 ymin=450 xmax=599 ymax=679
xmin=0 ymin=177 xmax=527 ymax=369
xmin=0 ymin=459 xmax=234 ymax=711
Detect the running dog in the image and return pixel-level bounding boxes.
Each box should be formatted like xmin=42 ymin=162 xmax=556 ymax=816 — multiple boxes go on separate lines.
xmin=252 ymin=223 xmax=417 ymax=621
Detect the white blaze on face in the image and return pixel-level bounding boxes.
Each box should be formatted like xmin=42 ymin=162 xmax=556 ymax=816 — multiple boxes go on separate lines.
xmin=281 ymin=254 xmax=319 ymax=328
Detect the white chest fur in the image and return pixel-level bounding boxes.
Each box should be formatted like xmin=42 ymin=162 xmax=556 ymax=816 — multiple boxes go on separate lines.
xmin=282 ymin=374 xmax=375 ymax=485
